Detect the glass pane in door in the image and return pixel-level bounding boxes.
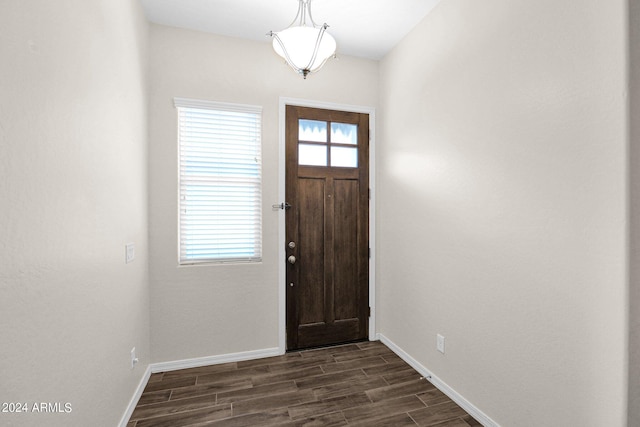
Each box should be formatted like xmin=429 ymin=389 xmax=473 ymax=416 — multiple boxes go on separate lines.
xmin=331 ymin=146 xmax=358 ymax=168
xmin=299 ymin=120 xmax=327 ymax=143
xmin=331 ymin=123 xmax=358 ymax=145
xmin=299 ymin=144 xmax=328 ymax=166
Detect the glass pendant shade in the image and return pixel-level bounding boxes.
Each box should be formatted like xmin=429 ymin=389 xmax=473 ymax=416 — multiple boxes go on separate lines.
xmin=269 ymin=0 xmax=336 ymax=78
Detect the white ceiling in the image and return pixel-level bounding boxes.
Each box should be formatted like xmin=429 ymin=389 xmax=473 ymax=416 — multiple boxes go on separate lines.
xmin=138 ymin=0 xmax=441 ymax=60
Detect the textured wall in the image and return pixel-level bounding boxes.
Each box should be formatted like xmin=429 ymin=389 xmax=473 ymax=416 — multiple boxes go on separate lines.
xmin=378 ymin=0 xmax=628 ymax=425
xmin=0 ymin=1 xmax=149 ymax=425
xmin=147 ymin=24 xmax=378 ymax=363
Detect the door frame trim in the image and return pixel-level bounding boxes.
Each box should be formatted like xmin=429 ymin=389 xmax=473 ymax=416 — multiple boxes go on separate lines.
xmin=278 ymin=97 xmax=376 ymax=353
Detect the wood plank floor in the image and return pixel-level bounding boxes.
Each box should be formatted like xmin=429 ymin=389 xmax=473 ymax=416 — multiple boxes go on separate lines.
xmin=127 ymin=341 xmax=481 ymax=427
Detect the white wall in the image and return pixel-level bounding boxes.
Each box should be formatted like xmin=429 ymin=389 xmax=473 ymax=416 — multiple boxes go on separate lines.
xmin=0 ymin=1 xmax=149 ymax=426
xmin=148 ymin=24 xmax=378 ymax=362
xmin=378 ymin=1 xmax=629 ymax=425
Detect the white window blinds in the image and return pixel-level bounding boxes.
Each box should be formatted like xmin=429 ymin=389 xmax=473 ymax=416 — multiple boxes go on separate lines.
xmin=175 ymin=98 xmax=262 ymax=264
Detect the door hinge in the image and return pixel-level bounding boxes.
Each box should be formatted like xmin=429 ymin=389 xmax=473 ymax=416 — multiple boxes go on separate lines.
xmin=368 ymin=307 xmax=371 ymax=317
xmin=368 ymin=188 xmax=371 ymax=200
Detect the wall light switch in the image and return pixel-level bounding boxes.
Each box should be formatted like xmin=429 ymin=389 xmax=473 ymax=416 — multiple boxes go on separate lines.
xmin=437 ymin=334 xmax=445 ymax=354
xmin=125 ymin=243 xmax=135 ymax=264
xmin=130 ymin=347 xmax=138 ymax=369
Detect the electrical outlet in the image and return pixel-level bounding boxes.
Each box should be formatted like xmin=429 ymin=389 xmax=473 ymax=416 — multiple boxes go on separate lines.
xmin=130 ymin=347 xmax=138 ymax=369
xmin=436 ymin=334 xmax=445 ymax=354
xmin=125 ymin=243 xmax=135 ymax=264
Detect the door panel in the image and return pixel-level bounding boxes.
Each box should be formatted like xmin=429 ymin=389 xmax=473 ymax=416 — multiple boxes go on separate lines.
xmin=298 ymin=178 xmax=326 ymax=325
xmin=334 ymin=179 xmax=359 ymax=320
xmin=285 ymin=105 xmax=369 ymax=350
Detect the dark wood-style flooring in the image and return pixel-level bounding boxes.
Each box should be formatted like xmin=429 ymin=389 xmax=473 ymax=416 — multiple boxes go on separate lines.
xmin=127 ymin=341 xmax=480 ymax=426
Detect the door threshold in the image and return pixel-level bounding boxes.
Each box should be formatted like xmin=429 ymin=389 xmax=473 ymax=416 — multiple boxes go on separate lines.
xmin=286 ymin=338 xmax=369 ymax=353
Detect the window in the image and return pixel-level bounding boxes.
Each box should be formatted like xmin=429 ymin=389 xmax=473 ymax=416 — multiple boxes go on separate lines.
xmin=175 ymin=98 xmax=262 ymax=264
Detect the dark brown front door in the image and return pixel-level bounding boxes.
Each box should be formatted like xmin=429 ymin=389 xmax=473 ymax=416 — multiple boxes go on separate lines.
xmin=285 ymin=105 xmax=370 ymax=350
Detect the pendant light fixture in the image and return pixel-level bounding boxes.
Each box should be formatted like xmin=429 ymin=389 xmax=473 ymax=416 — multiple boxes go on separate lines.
xmin=268 ymin=0 xmax=337 ymax=79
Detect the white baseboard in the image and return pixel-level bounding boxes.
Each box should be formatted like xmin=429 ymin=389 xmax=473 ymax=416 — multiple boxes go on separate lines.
xmin=377 ymin=334 xmax=499 ymax=427
xmin=119 ymin=364 xmax=151 ymax=427
xmin=119 ymin=347 xmax=282 ymax=426
xmin=149 ymin=347 xmax=282 ymax=373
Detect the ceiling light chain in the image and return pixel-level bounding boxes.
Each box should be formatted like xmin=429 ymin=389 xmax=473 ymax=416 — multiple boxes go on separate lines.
xmin=268 ymin=0 xmax=337 ymax=79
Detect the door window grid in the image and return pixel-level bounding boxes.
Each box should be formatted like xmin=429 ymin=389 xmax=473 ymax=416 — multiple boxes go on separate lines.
xmin=298 ymin=120 xmax=358 ymax=168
